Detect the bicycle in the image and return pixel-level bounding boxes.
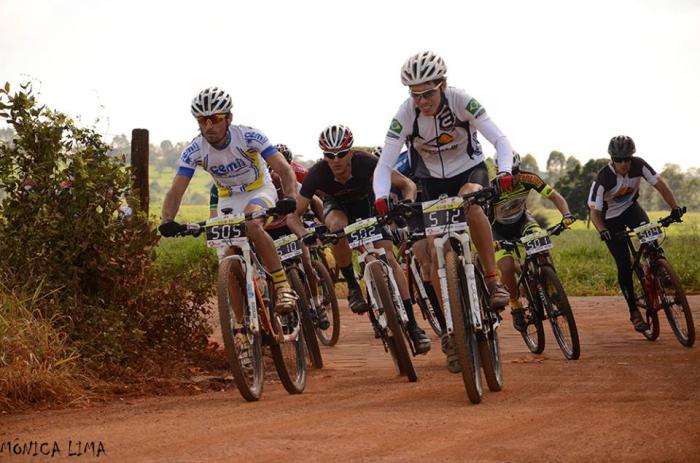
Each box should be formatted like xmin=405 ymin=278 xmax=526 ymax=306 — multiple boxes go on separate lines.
xmin=496 ymin=222 xmax=580 ymax=360
xmin=620 ymin=208 xmax=695 ymax=347
xmin=303 ymin=222 xmax=341 ymax=346
xmin=422 ymin=188 xmax=503 ymax=404
xmin=395 ymin=222 xmax=444 ymax=337
xmin=332 ymin=210 xmax=420 ymax=382
xmin=176 ymin=207 xmax=306 ymax=401
xmin=272 ymin=232 xmax=324 ymax=369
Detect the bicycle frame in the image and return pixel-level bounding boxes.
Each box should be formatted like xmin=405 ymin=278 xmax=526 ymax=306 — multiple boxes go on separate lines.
xmin=356 ymin=241 xmax=410 ymax=334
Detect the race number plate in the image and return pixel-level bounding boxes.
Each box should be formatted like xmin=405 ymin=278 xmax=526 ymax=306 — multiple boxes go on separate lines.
xmin=521 ymin=230 xmax=553 ymax=256
xmin=634 ymin=222 xmax=663 ymax=244
xmin=274 ymin=234 xmax=303 ymax=261
xmin=344 ymin=217 xmax=383 ymax=249
xmin=205 ymin=214 xmax=247 ymax=248
xmin=422 ymin=196 xmax=466 ymax=236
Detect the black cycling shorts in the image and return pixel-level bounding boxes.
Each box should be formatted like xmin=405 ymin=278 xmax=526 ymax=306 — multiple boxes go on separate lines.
xmin=421 ymin=162 xmax=489 ymax=201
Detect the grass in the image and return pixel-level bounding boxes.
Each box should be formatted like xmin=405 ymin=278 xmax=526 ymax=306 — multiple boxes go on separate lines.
xmin=0 ymin=287 xmax=85 ymax=412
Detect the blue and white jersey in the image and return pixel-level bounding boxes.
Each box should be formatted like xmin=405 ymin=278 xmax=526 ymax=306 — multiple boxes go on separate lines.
xmin=177 ymin=124 xmax=276 ymax=196
xmin=394 ymin=150 xmax=411 ymax=177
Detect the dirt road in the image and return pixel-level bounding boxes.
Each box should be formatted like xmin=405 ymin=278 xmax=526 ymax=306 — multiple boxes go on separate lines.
xmin=3 ymin=296 xmax=699 ymax=462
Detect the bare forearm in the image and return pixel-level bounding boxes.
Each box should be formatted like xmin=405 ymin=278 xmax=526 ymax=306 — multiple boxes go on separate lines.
xmin=655 ymin=178 xmax=679 ymax=209
xmin=590 ymin=208 xmax=606 ymax=232
xmin=162 ymin=189 xmax=183 ymax=222
xmin=549 ymin=191 xmax=571 ymax=216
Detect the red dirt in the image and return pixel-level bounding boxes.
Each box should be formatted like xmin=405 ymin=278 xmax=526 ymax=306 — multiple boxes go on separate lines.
xmin=2 ymin=296 xmax=699 ymax=462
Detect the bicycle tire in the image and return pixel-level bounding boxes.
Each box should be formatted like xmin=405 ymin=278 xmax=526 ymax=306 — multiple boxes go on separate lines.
xmin=312 ymin=259 xmax=340 ymax=346
xmin=635 ymin=267 xmax=660 ymax=341
xmin=367 ymin=261 xmax=417 ymax=382
xmin=520 ymin=276 xmax=546 ymax=354
xmin=269 ymin=279 xmax=307 ymax=395
xmin=539 ymin=265 xmax=580 ymax=360
xmin=474 ymin=269 xmax=503 ymax=391
xmin=217 ymin=257 xmax=264 ymax=402
xmin=411 ymin=271 xmax=443 ymax=337
xmin=288 ymin=267 xmax=323 ymax=368
xmin=445 ymin=249 xmax=483 ymax=404
xmin=654 ymin=258 xmax=695 ymax=347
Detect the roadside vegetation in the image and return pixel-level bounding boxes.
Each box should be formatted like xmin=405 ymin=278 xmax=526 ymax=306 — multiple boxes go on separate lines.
xmin=0 ymin=83 xmax=216 ymax=412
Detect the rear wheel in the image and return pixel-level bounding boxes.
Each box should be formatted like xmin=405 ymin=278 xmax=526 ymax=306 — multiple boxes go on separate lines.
xmin=288 ymin=267 xmax=323 ymax=368
xmin=540 ymin=265 xmax=580 ymax=360
xmin=312 ymin=259 xmax=340 ymax=346
xmin=217 ymin=257 xmax=264 ymax=402
xmin=411 ymin=270 xmax=443 ymax=337
xmin=520 ymin=277 xmax=546 ymax=354
xmin=654 ymin=258 xmax=695 ymax=347
xmin=474 ymin=269 xmax=503 ymax=391
xmin=445 ymin=249 xmax=482 ymax=404
xmin=368 ymin=261 xmax=417 ymax=382
xmin=635 ymin=266 xmax=660 ymax=341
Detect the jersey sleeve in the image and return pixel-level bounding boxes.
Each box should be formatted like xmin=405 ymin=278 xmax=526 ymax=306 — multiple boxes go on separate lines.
xmin=299 ymin=164 xmax=319 ymax=199
xmin=589 ymin=174 xmax=606 ymax=211
xmin=519 ymin=172 xmax=553 ymax=198
xmin=453 ymin=90 xmax=514 ymax=173
xmin=242 ymin=126 xmax=276 ymax=159
xmin=638 ymin=157 xmax=659 ymax=186
xmin=375 ymin=104 xmax=412 ymax=198
xmin=177 ymin=140 xmax=202 ymax=178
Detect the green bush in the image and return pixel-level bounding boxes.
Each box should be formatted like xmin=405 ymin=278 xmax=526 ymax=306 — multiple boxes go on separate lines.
xmin=0 ymin=83 xmax=214 ymax=369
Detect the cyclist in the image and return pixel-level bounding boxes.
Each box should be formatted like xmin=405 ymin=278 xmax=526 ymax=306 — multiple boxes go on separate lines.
xmin=158 ymin=86 xmax=299 ymax=314
xmin=372 ymin=50 xmax=515 ymax=369
xmin=588 ymin=135 xmax=685 ymax=332
xmin=489 ymin=153 xmax=576 ymax=332
xmin=294 ymin=124 xmax=432 ymax=353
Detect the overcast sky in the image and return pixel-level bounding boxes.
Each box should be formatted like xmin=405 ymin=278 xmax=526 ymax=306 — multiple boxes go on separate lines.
xmin=2 ymin=0 xmax=699 ymax=170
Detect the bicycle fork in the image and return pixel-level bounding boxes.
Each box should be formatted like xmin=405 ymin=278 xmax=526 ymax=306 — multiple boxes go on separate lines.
xmin=433 ymin=232 xmax=483 ymax=337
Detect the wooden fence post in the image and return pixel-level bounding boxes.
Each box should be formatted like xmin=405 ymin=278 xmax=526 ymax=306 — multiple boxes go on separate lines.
xmin=131 ymin=128 xmax=149 ymax=215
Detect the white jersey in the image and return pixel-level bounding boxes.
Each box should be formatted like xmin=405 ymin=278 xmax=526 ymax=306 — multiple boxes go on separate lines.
xmin=177 ymin=125 xmax=276 ymax=197
xmin=373 ymin=87 xmax=513 ymax=199
xmin=588 ymin=157 xmax=659 ymax=219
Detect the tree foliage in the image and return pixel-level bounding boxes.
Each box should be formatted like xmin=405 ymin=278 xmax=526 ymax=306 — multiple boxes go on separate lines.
xmin=0 ymin=83 xmax=214 ymax=367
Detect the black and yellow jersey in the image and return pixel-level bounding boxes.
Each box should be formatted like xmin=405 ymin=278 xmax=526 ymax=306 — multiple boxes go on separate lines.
xmin=489 ymin=170 xmax=553 ymax=225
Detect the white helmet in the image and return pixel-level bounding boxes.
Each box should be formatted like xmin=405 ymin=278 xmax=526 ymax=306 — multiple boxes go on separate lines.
xmin=400 ymin=51 xmax=447 ymax=86
xmin=318 ymin=124 xmax=354 ymax=152
xmin=190 ymin=87 xmax=233 ymax=117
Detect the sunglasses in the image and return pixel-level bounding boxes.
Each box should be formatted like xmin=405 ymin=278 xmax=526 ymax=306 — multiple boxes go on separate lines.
xmin=323 ymin=150 xmax=350 ymax=160
xmin=409 ymin=83 xmax=442 ymax=101
xmin=612 ymin=157 xmax=632 ymax=163
xmin=196 ymin=113 xmax=228 ymax=125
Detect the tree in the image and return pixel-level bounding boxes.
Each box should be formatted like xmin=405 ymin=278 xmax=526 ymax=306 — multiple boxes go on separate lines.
xmin=554 ymin=158 xmax=609 ymax=219
xmin=546 ymin=150 xmax=566 ymax=183
xmin=521 ymin=153 xmax=540 ymax=174
xmin=565 ymin=156 xmax=581 ymax=173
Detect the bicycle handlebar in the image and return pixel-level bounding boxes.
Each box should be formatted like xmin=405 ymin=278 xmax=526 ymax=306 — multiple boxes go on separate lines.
xmin=173 ymin=207 xmax=281 ymax=238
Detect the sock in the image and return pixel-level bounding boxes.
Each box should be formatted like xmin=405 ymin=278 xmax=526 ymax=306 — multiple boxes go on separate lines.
xmin=403 ymin=298 xmax=418 ymax=328
xmin=270 ymin=268 xmax=289 ymax=290
xmin=423 ymin=281 xmax=446 ymax=331
xmin=340 ymin=264 xmax=359 ymax=290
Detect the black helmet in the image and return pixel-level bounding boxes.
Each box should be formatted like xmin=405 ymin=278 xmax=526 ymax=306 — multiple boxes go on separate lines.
xmin=608 ymin=135 xmax=636 ymax=159
xmin=275 ymin=143 xmax=293 ymax=163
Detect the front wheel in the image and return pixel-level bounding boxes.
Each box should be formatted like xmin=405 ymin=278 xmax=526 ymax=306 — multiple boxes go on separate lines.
xmin=367 ymin=261 xmax=417 ymax=382
xmin=520 ymin=277 xmax=545 ymax=354
xmin=312 ymin=259 xmax=340 ymax=346
xmin=445 ymin=249 xmax=482 ymax=404
xmin=540 ymin=265 xmax=580 ymax=360
xmin=217 ymin=257 xmax=264 ymax=402
xmin=654 ymin=258 xmax=695 ymax=347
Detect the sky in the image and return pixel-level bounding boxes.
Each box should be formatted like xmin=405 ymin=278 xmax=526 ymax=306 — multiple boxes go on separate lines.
xmin=2 ymin=0 xmax=700 ymax=171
